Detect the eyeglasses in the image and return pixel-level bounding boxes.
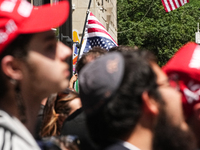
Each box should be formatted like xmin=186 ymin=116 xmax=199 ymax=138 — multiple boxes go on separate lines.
xmin=168 ymin=79 xmax=180 ymax=90
xmin=157 ymin=74 xmax=180 ymax=90
xmin=168 ymin=74 xmax=180 ymax=90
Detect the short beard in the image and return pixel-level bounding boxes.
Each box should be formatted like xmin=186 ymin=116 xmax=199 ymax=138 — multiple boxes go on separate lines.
xmin=153 ymin=108 xmax=197 ymax=150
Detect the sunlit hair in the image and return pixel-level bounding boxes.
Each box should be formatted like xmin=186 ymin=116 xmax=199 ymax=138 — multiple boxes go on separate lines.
xmin=40 ymin=89 xmax=79 ymax=137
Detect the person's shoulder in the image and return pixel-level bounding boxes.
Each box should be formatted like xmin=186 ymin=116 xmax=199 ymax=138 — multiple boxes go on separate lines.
xmin=65 ymin=107 xmax=83 ymax=121
xmin=0 ymin=126 xmax=39 ymax=150
xmin=0 ymin=110 xmax=40 ymax=150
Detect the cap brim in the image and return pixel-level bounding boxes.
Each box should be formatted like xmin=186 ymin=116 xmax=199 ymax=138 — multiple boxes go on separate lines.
xmin=19 ymin=1 xmax=70 ymax=33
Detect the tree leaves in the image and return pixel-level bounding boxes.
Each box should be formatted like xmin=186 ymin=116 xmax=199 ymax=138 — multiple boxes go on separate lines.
xmin=117 ymin=0 xmax=200 ymax=66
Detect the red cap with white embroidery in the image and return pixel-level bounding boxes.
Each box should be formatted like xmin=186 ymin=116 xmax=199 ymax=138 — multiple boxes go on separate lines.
xmin=0 ymin=0 xmax=70 ymax=54
xmin=162 ymin=42 xmax=200 ymax=119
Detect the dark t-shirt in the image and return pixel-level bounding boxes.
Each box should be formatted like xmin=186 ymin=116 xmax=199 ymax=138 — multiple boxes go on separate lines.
xmin=61 ymin=108 xmax=99 ymax=150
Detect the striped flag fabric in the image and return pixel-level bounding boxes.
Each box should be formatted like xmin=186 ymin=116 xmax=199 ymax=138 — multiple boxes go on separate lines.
xmin=79 ymin=12 xmax=118 ymax=58
xmin=161 ymin=0 xmax=189 ymax=12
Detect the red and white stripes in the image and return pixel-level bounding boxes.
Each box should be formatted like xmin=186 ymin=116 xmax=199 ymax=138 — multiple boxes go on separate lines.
xmin=161 ymin=0 xmax=189 ymax=12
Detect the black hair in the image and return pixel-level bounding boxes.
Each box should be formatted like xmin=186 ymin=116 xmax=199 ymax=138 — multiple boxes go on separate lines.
xmin=0 ymin=34 xmax=33 ymax=98
xmin=76 ymin=47 xmax=107 ymax=73
xmin=109 ymin=45 xmax=138 ymax=52
xmin=86 ymin=50 xmax=163 ymax=147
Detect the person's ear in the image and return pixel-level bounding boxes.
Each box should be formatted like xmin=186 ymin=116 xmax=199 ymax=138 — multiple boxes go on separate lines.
xmin=142 ymin=91 xmax=159 ymax=116
xmin=193 ymin=103 xmax=200 ymax=121
xmin=1 ymin=55 xmax=23 ymax=80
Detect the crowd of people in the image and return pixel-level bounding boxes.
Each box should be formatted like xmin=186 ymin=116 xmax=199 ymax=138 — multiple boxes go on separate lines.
xmin=0 ymin=0 xmax=200 ymax=150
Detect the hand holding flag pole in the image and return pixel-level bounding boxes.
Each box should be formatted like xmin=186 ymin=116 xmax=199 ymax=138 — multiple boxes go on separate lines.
xmin=74 ymin=0 xmax=92 ymax=91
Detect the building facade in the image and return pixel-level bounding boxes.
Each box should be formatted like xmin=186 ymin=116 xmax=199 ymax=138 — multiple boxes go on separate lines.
xmin=72 ymin=0 xmax=117 ymax=42
xmin=29 ymin=0 xmax=117 ymax=43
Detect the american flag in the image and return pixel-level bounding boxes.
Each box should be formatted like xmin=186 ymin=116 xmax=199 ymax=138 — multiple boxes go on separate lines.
xmin=79 ymin=12 xmax=118 ymax=58
xmin=161 ymin=0 xmax=189 ymax=12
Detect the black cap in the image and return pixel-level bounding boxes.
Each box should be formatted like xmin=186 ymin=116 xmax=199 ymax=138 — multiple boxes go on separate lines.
xmin=79 ymin=52 xmax=125 ymax=116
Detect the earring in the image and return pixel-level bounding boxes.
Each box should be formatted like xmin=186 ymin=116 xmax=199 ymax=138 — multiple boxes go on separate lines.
xmin=10 ymin=78 xmax=17 ymax=85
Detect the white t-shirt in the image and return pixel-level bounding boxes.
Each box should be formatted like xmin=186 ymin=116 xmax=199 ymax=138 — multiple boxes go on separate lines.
xmin=0 ymin=110 xmax=40 ymax=150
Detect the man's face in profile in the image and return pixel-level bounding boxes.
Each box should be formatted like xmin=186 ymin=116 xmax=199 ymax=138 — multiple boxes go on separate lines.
xmin=151 ymin=63 xmax=197 ymax=150
xmin=22 ymin=30 xmax=72 ymax=99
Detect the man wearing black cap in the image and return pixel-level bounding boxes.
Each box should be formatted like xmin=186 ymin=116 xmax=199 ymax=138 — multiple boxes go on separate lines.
xmin=79 ymin=50 xmax=197 ymax=150
xmin=0 ymin=0 xmax=71 ymax=149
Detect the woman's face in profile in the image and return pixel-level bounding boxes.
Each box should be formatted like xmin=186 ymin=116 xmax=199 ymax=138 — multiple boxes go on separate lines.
xmin=67 ymin=97 xmax=82 ymax=115
xmin=56 ymin=93 xmax=82 ymax=127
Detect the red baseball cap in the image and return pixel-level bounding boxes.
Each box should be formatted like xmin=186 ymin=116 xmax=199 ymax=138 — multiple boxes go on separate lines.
xmin=162 ymin=42 xmax=200 ymax=119
xmin=0 ymin=0 xmax=70 ymax=54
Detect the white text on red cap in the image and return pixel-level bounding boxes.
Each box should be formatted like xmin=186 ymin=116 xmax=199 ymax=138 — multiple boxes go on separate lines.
xmin=1 ymin=0 xmax=32 ymax=17
xmin=189 ymin=45 xmax=200 ymax=69
xmin=0 ymin=20 xmax=17 ymax=44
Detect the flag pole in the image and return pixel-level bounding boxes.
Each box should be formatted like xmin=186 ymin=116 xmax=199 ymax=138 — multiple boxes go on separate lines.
xmin=77 ymin=0 xmax=92 ymax=61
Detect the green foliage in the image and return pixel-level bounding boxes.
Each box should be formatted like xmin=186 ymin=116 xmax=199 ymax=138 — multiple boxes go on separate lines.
xmin=117 ymin=0 xmax=200 ymax=66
